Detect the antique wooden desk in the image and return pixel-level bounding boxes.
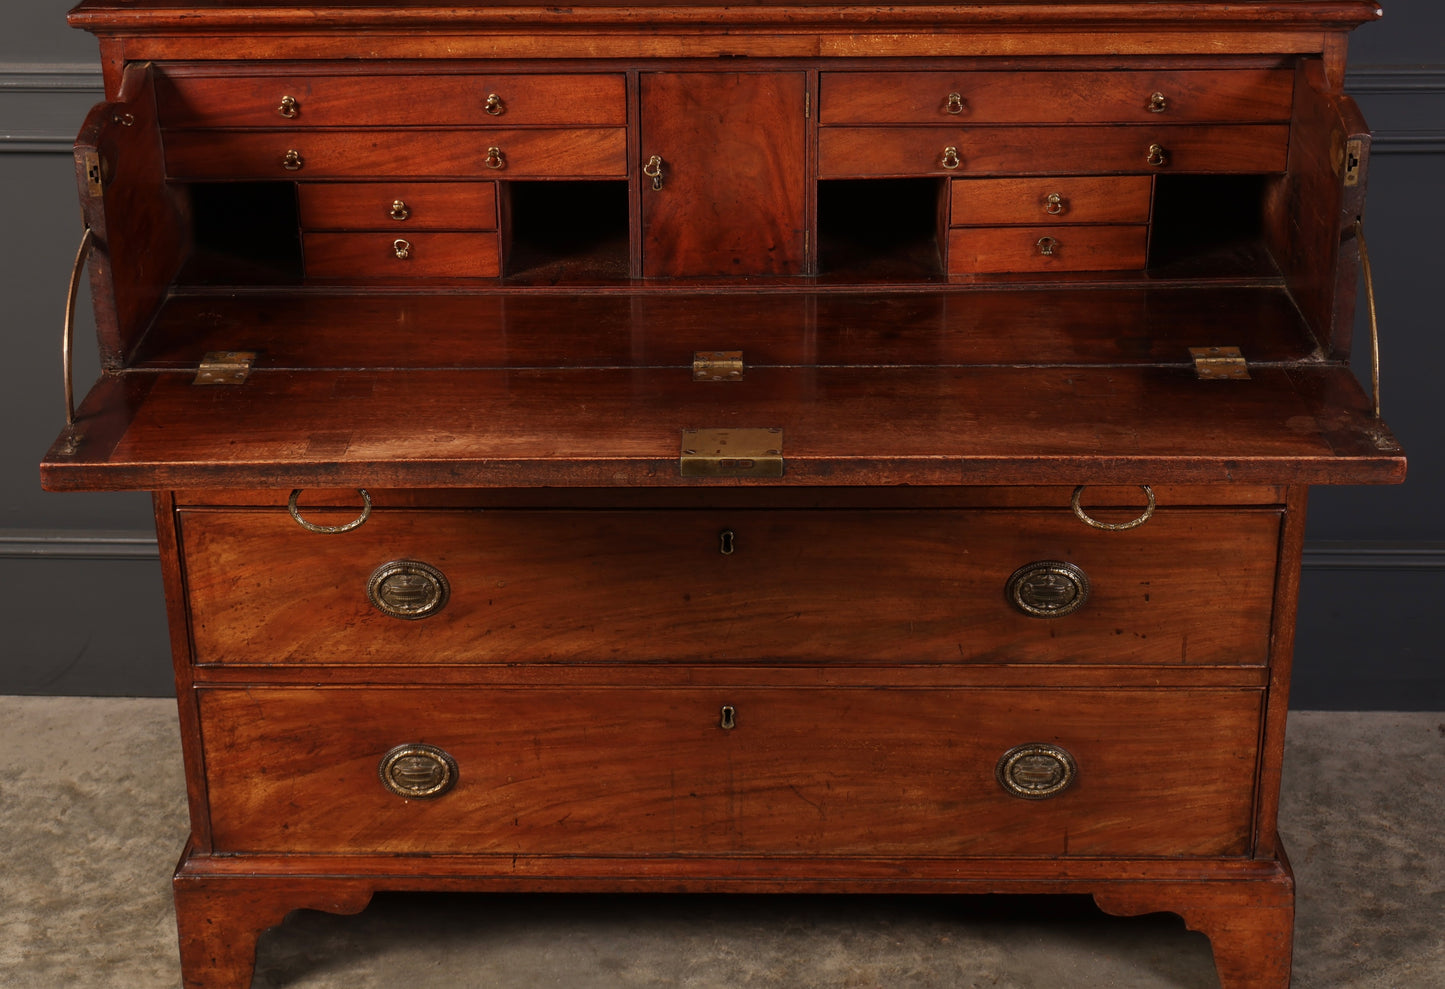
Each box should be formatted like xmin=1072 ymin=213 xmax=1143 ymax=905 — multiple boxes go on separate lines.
xmin=44 ymin=2 xmax=1404 ymax=986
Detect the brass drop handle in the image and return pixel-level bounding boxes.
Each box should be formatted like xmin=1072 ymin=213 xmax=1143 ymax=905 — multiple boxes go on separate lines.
xmin=1036 ymin=236 xmax=1059 ymax=257
xmin=944 ymin=91 xmax=967 ymax=115
xmin=485 ymin=146 xmax=505 ymax=170
xmin=379 ymin=743 xmax=459 ymax=799
xmin=1146 ymin=143 xmax=1168 ymax=167
xmin=484 ymin=92 xmax=505 ymax=116
xmin=719 ymin=705 xmax=737 ymax=730
xmin=389 ymin=200 xmax=410 ymax=221
xmin=288 ymin=488 xmax=372 ymax=534
xmin=282 ymin=149 xmax=304 ymax=171
xmin=1044 ymin=192 xmax=1066 ymax=216
xmin=643 ymin=154 xmax=664 ymax=190
xmin=996 ymin=743 xmax=1077 ymax=800
xmin=393 ymin=238 xmax=412 ymax=260
xmin=1070 ymin=485 xmax=1156 ymax=531
xmin=277 ymin=94 xmax=299 ymax=119
xmin=940 ymin=146 xmax=961 ymax=170
xmin=1147 ymin=91 xmax=1169 ymax=113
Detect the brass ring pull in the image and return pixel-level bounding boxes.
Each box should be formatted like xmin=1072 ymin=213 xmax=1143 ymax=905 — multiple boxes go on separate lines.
xmin=287 ymin=488 xmax=372 ymax=534
xmin=1036 ymin=236 xmax=1059 ymax=257
xmin=379 ymin=743 xmax=458 ymax=799
xmin=277 ymin=95 xmax=299 ymax=119
xmin=643 ymin=154 xmax=664 ymax=190
xmin=393 ymin=238 xmax=412 ymax=260
xmin=1044 ymin=192 xmax=1065 ymax=215
xmin=940 ymin=146 xmax=961 ymax=170
xmin=485 ymin=146 xmax=505 ymax=170
xmin=484 ymin=93 xmax=505 ymax=116
xmin=944 ymin=92 xmax=966 ymax=115
xmin=1147 ymin=91 xmax=1168 ymax=113
xmin=1355 ymin=219 xmax=1381 ymax=419
xmin=1146 ymin=143 xmax=1168 ymax=167
xmin=282 ymin=149 xmax=304 ymax=171
xmin=996 ymin=743 xmax=1078 ymax=800
xmin=389 ymin=200 xmax=410 ymax=221
xmin=62 ymin=227 xmax=95 ymax=436
xmin=1070 ymin=485 xmax=1156 ymax=531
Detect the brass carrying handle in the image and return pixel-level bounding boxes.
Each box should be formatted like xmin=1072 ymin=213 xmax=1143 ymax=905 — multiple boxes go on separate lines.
xmin=1071 ymin=485 xmax=1155 ymax=531
xmin=288 ymin=488 xmax=372 ymax=534
xmin=1355 ymin=219 xmax=1382 ymax=419
xmin=940 ymin=146 xmax=961 ymax=170
xmin=63 ymin=227 xmax=96 ymax=432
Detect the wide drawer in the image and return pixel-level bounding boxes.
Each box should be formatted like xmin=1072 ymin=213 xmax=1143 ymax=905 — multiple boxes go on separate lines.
xmin=156 ymin=72 xmax=627 ymax=128
xmin=163 ymin=128 xmax=628 ymax=180
xmin=951 ymin=176 xmax=1153 ymax=226
xmin=179 ymin=507 xmax=1280 ymax=666
xmin=199 ymin=685 xmax=1263 ymax=857
xmin=819 ymin=69 xmax=1295 ymax=124
xmin=948 ymin=225 xmax=1148 ymax=274
xmin=818 ymin=125 xmax=1288 ymax=177
xmin=303 ymin=232 xmax=501 ymax=279
xmin=298 ymin=182 xmax=498 ymax=232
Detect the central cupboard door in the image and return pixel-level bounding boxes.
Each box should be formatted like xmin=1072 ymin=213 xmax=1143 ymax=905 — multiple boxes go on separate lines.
xmin=639 ymin=72 xmax=808 ymax=276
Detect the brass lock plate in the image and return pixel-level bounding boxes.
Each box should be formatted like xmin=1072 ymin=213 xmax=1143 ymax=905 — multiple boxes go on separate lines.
xmin=680 ymin=428 xmax=784 ymax=478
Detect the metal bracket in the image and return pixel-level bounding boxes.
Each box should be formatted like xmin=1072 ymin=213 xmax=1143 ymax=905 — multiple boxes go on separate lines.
xmin=1189 ymin=346 xmax=1250 ymax=380
xmin=82 ymin=151 xmax=104 ymax=198
xmin=1343 ymin=137 xmax=1364 ymax=188
xmin=693 ymin=351 xmax=744 ymax=382
xmin=680 ymin=428 xmax=783 ymax=478
xmin=194 ymin=351 xmax=257 ymax=385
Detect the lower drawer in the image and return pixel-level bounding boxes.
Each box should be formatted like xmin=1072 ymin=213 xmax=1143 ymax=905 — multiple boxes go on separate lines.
xmin=199 ymin=685 xmax=1263 ymax=858
xmin=303 ymin=231 xmax=500 ymax=279
xmin=948 ymin=226 xmax=1148 ymax=274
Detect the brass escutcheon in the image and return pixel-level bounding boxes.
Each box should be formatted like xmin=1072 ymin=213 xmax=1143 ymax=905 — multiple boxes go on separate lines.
xmin=1044 ymin=192 xmax=1066 ymax=215
xmin=1006 ymin=561 xmax=1090 ymax=618
xmin=940 ymin=146 xmax=961 ymax=170
xmin=719 ymin=705 xmax=737 ymax=730
xmin=643 ymin=154 xmax=664 ymax=190
xmin=277 ymin=94 xmax=299 ymax=119
xmin=393 ymin=238 xmax=412 ymax=260
xmin=281 ymin=149 xmax=304 ymax=171
xmin=945 ymin=91 xmax=966 ymax=114
xmin=368 ymin=560 xmax=450 ymax=620
xmin=389 ymin=200 xmax=410 ymax=221
xmin=1036 ymin=236 xmax=1059 ymax=257
xmin=378 ymin=743 xmax=459 ymax=799
xmin=1146 ymin=143 xmax=1168 ymax=167
xmin=719 ymin=529 xmax=736 ymax=555
xmin=1147 ymin=91 xmax=1169 ymax=113
xmin=484 ymin=92 xmax=505 ymax=116
xmin=996 ymin=743 xmax=1078 ymax=800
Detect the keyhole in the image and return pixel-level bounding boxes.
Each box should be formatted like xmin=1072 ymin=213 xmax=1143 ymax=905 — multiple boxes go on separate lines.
xmin=719 ymin=529 xmax=736 ymax=555
xmin=719 ymin=705 xmax=737 ymax=730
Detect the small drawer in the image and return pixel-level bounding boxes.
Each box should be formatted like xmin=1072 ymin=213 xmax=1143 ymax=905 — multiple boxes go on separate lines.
xmin=948 ymin=225 xmax=1148 ymax=274
xmin=819 ymin=125 xmax=1289 ymax=178
xmin=951 ymin=177 xmax=1153 ymax=226
xmin=199 ymin=685 xmax=1262 ymax=858
xmin=304 ymin=231 xmax=500 ymax=279
xmin=163 ymin=128 xmax=628 ymax=180
xmin=299 ymin=182 xmax=498 ymax=231
xmin=156 ymin=71 xmax=627 ymax=128
xmin=819 ymin=69 xmax=1294 ymax=124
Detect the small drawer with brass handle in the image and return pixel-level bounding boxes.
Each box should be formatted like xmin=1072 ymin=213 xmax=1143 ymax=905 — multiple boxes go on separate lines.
xmin=948 ymin=225 xmax=1147 ymax=274
xmin=298 ymin=182 xmax=499 ymax=231
xmin=303 ymin=231 xmax=501 ymax=279
xmin=950 ymin=176 xmax=1152 ymax=226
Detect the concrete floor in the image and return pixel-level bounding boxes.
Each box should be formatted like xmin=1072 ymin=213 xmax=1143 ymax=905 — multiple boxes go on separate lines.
xmin=2 ymin=697 xmax=1441 ymax=988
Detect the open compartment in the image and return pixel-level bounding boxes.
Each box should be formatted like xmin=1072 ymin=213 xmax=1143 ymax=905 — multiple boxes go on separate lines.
xmin=177 ymin=182 xmax=304 ymax=285
xmin=817 ymin=178 xmax=947 ymax=280
xmin=501 ymin=180 xmax=630 ymax=281
xmin=1146 ymin=175 xmax=1279 ymax=279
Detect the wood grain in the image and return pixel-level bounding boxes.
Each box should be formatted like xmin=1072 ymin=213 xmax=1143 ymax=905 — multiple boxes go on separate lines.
xmin=951 ymin=176 xmax=1153 ymax=226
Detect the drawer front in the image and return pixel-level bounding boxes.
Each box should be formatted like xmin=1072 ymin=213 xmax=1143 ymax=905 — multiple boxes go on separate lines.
xmin=304 ymin=232 xmax=500 ymax=279
xmin=951 ymin=176 xmax=1153 ymax=226
xmin=163 ymin=128 xmax=628 ymax=180
xmin=819 ymin=69 xmax=1294 ymax=124
xmin=949 ymin=225 xmax=1148 ymax=274
xmin=156 ymin=72 xmax=627 ymax=128
xmin=818 ymin=125 xmax=1288 ymax=178
xmin=180 ymin=508 xmax=1280 ymax=667
xmin=199 ymin=686 xmax=1262 ymax=857
xmin=298 ymin=182 xmax=498 ymax=231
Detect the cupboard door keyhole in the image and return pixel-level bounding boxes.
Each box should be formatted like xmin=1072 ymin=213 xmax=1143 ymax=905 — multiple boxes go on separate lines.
xmin=719 ymin=529 xmax=736 ymax=555
xmin=719 ymin=705 xmax=737 ymax=730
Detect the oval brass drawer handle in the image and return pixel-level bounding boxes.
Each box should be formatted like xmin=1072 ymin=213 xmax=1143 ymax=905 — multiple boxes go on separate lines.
xmin=1006 ymin=561 xmax=1090 ymax=618
xmin=996 ymin=742 xmax=1077 ymax=800
xmin=379 ymin=743 xmax=458 ymax=799
xmin=368 ymin=560 xmax=450 ymax=620
xmin=287 ymin=488 xmax=372 ymax=534
xmin=1071 ymin=484 xmax=1155 ymax=531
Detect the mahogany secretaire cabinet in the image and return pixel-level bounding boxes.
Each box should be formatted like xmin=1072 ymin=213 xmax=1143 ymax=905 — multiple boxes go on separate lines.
xmin=43 ymin=2 xmax=1406 ymax=986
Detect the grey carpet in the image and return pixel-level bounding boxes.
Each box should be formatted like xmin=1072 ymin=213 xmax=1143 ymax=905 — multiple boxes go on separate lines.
xmin=2 ymin=698 xmax=1441 ymax=988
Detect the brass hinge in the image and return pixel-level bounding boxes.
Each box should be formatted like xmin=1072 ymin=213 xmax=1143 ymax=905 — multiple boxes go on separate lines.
xmin=194 ymin=350 xmax=256 ymax=385
xmin=1343 ymin=137 xmax=1364 ymax=188
xmin=1189 ymin=346 xmax=1250 ymax=380
xmin=693 ymin=350 xmax=744 ymax=382
xmin=805 ymin=91 xmax=811 ymax=119
xmin=680 ymin=427 xmax=784 ymax=478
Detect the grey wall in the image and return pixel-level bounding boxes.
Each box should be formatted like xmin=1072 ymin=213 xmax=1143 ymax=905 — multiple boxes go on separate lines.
xmin=1 ymin=1 xmax=1440 ymax=704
